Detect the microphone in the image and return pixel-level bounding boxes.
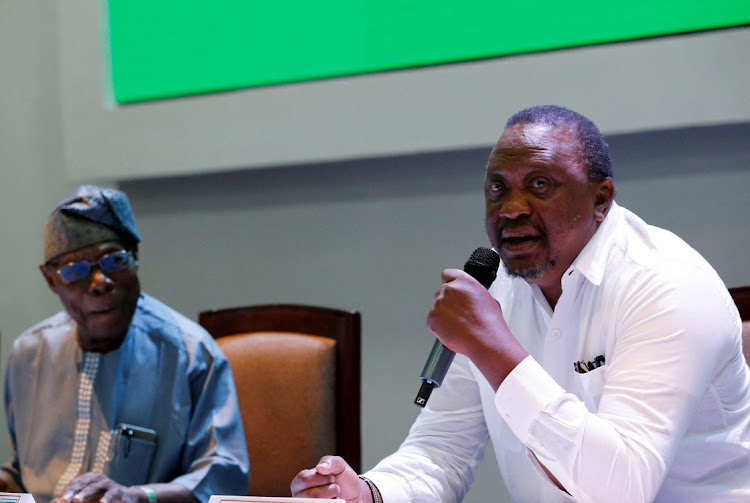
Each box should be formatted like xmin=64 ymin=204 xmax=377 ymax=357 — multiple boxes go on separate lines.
xmin=414 ymin=247 xmax=500 ymax=408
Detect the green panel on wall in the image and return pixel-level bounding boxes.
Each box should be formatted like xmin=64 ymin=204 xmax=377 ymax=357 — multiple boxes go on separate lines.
xmin=105 ymin=0 xmax=750 ymax=104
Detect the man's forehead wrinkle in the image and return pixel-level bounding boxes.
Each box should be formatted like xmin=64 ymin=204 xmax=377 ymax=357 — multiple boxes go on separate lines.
xmin=489 ymin=144 xmax=551 ymax=167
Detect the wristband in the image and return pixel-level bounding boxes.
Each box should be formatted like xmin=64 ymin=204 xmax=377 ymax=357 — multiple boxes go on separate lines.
xmin=138 ymin=486 xmax=157 ymax=503
xmin=358 ymin=476 xmax=382 ymax=503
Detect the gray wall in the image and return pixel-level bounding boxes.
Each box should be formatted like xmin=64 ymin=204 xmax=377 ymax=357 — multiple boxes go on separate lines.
xmin=0 ymin=4 xmax=79 ymax=371
xmin=1 ymin=3 xmax=749 ymax=502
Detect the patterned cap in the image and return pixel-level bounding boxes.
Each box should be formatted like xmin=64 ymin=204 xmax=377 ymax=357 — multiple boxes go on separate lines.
xmin=44 ymin=185 xmax=141 ymax=262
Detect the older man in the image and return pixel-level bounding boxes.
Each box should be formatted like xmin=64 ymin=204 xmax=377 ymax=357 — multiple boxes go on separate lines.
xmin=0 ymin=185 xmax=249 ymax=503
xmin=291 ymin=105 xmax=750 ymax=502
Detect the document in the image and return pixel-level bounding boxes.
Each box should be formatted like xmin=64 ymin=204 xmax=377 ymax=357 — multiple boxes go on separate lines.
xmin=0 ymin=494 xmax=36 ymax=503
xmin=209 ymin=497 xmax=339 ymax=503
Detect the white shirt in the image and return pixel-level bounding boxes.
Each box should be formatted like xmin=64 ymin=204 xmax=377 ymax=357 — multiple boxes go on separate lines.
xmin=366 ymin=202 xmax=750 ymax=502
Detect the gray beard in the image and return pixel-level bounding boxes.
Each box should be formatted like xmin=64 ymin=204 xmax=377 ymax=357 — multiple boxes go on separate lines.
xmin=503 ymin=259 xmax=556 ymax=280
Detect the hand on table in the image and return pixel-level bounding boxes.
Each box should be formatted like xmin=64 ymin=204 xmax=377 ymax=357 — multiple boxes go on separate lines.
xmin=291 ymin=456 xmax=371 ymax=503
xmin=52 ymin=473 xmax=144 ymax=503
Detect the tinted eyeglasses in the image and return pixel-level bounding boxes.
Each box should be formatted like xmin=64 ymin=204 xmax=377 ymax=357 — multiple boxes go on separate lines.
xmin=52 ymin=249 xmax=135 ymax=284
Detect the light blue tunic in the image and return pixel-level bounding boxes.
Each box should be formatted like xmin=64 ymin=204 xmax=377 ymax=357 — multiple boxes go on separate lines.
xmin=2 ymin=293 xmax=249 ymax=503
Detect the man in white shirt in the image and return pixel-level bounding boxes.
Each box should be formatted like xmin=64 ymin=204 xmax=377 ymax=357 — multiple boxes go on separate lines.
xmin=290 ymin=105 xmax=750 ymax=502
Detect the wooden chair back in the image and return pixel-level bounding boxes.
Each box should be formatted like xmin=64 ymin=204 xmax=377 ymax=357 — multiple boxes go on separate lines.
xmin=199 ymin=304 xmax=361 ymax=496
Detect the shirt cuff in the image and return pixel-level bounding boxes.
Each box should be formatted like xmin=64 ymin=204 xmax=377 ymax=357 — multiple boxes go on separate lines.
xmin=494 ymin=355 xmax=565 ymax=442
xmin=364 ymin=471 xmax=410 ymax=503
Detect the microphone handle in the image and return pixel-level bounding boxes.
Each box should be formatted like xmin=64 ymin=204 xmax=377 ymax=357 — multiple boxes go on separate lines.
xmin=414 ymin=339 xmax=456 ymax=407
xmin=414 ymin=247 xmax=499 ymax=408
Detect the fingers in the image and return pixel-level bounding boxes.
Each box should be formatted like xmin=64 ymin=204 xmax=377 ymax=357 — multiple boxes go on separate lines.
xmin=290 ymin=456 xmax=352 ymax=499
xmin=56 ymin=474 xmax=120 ymax=503
xmin=439 ymin=268 xmax=463 ymax=284
xmin=290 ymin=467 xmax=338 ymax=499
xmin=435 ymin=269 xmax=480 ymax=300
xmin=99 ymin=485 xmax=132 ymax=503
xmin=57 ymin=474 xmax=96 ymax=503
xmin=291 ymin=481 xmax=340 ymax=500
xmin=315 ymin=455 xmax=349 ymax=476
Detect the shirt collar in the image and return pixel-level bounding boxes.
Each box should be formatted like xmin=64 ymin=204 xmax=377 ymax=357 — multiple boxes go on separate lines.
xmin=566 ymin=200 xmax=623 ymax=287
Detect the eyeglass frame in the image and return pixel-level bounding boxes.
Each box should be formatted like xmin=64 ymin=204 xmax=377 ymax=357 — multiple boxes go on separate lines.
xmin=46 ymin=249 xmax=138 ymax=285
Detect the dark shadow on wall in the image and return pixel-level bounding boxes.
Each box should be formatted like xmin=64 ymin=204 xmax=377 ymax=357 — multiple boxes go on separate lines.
xmin=122 ymin=147 xmax=490 ymax=214
xmin=121 ymin=122 xmax=750 ymax=214
xmin=608 ymin=122 xmax=750 ymax=180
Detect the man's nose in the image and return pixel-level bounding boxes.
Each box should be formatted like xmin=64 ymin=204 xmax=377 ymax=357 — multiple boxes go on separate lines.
xmin=88 ymin=268 xmax=115 ymax=293
xmin=498 ymin=189 xmax=531 ymax=220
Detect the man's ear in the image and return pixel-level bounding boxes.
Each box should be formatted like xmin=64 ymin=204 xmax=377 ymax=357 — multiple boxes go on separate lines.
xmin=593 ymin=178 xmax=615 ymax=222
xmin=39 ymin=263 xmax=58 ymax=293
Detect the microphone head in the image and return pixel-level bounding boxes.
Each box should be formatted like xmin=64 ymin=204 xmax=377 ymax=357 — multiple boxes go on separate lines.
xmin=464 ymin=247 xmax=500 ymax=289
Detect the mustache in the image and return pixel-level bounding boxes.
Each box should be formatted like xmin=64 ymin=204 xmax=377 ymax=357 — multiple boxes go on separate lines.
xmin=496 ymin=216 xmax=545 ymax=240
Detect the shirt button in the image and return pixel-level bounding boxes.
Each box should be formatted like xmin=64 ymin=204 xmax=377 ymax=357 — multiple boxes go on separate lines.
xmin=550 ymin=329 xmax=561 ymax=339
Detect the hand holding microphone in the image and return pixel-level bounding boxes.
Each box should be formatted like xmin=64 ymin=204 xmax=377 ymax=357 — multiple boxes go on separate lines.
xmin=415 ymin=247 xmax=500 ymax=407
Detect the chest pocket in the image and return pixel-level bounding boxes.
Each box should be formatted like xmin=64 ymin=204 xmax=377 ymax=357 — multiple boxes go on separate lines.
xmin=106 ymin=424 xmax=158 ymax=486
xmin=574 ymin=366 xmax=607 ymax=413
